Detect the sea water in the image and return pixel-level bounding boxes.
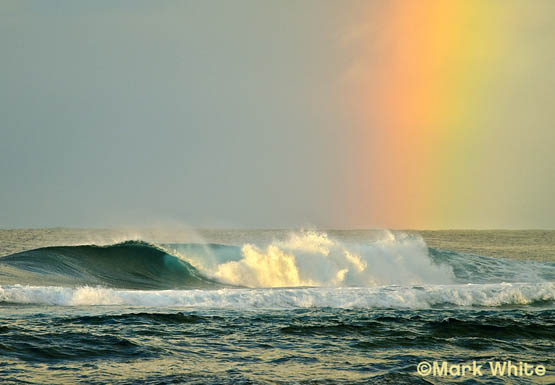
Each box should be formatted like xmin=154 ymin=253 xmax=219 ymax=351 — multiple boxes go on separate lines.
xmin=0 ymin=229 xmax=553 ymax=384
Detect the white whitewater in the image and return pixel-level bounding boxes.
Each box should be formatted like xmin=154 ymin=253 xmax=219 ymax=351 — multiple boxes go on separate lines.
xmin=176 ymin=230 xmax=455 ymax=287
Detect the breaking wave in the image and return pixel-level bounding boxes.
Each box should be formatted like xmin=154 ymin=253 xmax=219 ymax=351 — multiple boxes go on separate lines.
xmin=1 ymin=230 xmax=553 ymax=308
xmin=0 ymin=241 xmax=222 ymax=290
xmin=171 ymin=231 xmax=455 ymax=287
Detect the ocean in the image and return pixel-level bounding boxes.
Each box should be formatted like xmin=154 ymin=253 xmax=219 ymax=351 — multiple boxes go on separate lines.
xmin=0 ymin=229 xmax=553 ymax=384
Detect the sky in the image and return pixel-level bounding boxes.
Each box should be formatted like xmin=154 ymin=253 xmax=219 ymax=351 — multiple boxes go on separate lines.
xmin=1 ymin=0 xmax=554 ymax=229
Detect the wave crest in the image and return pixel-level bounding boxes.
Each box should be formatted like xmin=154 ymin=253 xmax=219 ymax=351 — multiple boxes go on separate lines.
xmin=2 ymin=231 xmax=554 ymax=291
xmin=207 ymin=231 xmax=455 ymax=287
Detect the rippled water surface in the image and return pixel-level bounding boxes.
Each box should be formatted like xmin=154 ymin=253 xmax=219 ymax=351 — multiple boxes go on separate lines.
xmin=1 ymin=306 xmax=554 ymax=384
xmin=0 ymin=229 xmax=554 ymax=384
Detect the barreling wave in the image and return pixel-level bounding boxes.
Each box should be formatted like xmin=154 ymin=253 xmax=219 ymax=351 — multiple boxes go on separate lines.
xmin=0 ymin=241 xmax=223 ymax=290
xmin=1 ymin=231 xmax=554 ymax=309
xmin=1 ymin=231 xmax=459 ymax=290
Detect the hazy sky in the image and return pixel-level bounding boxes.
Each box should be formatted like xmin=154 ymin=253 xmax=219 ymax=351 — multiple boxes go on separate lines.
xmin=1 ymin=1 xmax=554 ymax=229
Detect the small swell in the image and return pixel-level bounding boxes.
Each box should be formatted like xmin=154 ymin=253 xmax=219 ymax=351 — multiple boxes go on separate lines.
xmin=427 ymin=317 xmax=555 ymax=339
xmin=0 ymin=332 xmax=153 ymax=362
xmin=66 ymin=312 xmax=212 ymax=325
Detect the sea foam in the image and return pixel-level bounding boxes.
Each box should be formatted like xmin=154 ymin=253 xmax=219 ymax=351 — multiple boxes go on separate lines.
xmin=175 ymin=230 xmax=455 ymax=287
xmin=1 ymin=282 xmax=553 ymax=308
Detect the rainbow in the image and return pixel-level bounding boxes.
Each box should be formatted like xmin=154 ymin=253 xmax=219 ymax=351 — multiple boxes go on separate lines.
xmin=343 ymin=1 xmax=516 ymax=228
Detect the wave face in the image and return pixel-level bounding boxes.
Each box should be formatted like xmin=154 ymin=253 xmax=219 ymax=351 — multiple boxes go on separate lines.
xmin=1 ymin=231 xmax=554 ymax=308
xmin=0 ymin=241 xmax=221 ymax=290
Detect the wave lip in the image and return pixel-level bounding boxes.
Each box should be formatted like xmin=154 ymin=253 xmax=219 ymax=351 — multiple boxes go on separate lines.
xmin=0 ymin=241 xmax=222 ymax=290
xmin=1 ymin=282 xmax=553 ymax=309
xmin=2 ymin=231 xmax=554 ymax=291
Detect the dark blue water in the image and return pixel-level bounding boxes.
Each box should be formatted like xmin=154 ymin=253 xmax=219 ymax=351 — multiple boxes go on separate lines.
xmin=0 ymin=307 xmax=553 ymax=384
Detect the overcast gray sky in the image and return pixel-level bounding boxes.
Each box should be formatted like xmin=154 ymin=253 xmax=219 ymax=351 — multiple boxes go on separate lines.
xmin=1 ymin=1 xmax=354 ymax=228
xmin=1 ymin=1 xmax=554 ymax=229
